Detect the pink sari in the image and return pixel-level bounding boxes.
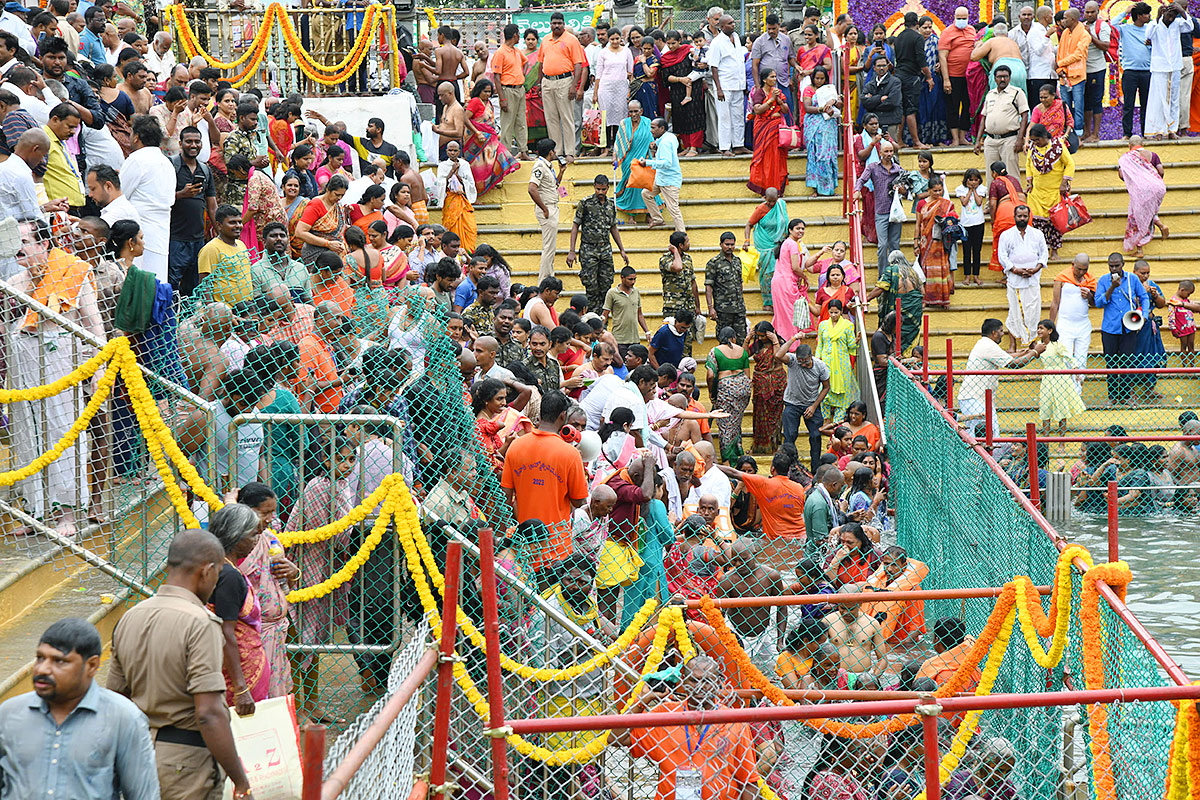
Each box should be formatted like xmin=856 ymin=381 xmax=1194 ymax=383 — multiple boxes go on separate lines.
xmin=239 ymin=532 xmax=293 ymax=697
xmin=214 ymin=569 xmax=271 ymax=704
xmin=1118 ymin=147 xmax=1166 ymax=252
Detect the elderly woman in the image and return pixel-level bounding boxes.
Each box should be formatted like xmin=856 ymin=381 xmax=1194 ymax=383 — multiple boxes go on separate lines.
xmin=865 ymin=250 xmax=925 ymax=354
xmin=1118 ymin=136 xmax=1169 ymax=257
xmin=945 ymin=737 xmax=1018 ymax=800
xmin=235 ymin=483 xmax=300 ymax=698
xmin=209 ymin=503 xmax=273 ymax=716
xmin=614 ymin=100 xmax=653 ymax=215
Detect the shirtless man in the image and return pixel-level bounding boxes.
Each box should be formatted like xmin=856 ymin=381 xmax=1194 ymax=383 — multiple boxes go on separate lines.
xmin=413 ymin=38 xmax=438 ymax=105
xmin=395 ymin=150 xmax=430 ymax=226
xmin=664 ymin=393 xmax=702 ymax=449
xmin=470 ymin=41 xmax=490 ymax=91
xmin=716 ymin=540 xmax=785 ymax=674
xmin=432 ymin=81 xmax=466 ymax=158
xmin=179 ymin=302 xmax=234 ymax=400
xmin=1168 ymin=419 xmax=1200 ymax=510
xmin=969 ymin=22 xmax=1024 ymax=89
xmin=670 ymin=449 xmax=697 ymax=521
xmin=824 ymin=584 xmax=886 ymax=675
xmin=434 ymin=26 xmax=468 ymax=121
xmin=116 ymin=59 xmax=152 ymax=115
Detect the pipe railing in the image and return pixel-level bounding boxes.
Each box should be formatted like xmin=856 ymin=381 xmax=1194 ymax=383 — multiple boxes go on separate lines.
xmin=688 ymin=585 xmax=1051 ymax=608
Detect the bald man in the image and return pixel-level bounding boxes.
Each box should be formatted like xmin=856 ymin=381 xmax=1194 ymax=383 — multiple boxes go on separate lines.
xmin=179 ymin=302 xmax=233 ymax=400
xmin=145 ymin=30 xmax=176 ymax=84
xmin=824 ymin=583 xmax=886 ymax=674
xmin=717 ymin=539 xmax=785 ymax=672
xmin=471 ymin=335 xmax=533 ymax=411
xmin=433 ymin=25 xmax=467 ymax=122
xmin=1025 ymin=7 xmax=1058 ymax=105
xmin=0 ymin=127 xmax=63 ymax=221
xmin=686 ymin=440 xmax=733 ymax=509
xmin=431 ymin=81 xmax=466 ymax=159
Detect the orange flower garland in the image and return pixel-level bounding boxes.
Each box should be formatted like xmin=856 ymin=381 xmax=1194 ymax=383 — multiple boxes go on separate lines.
xmin=274 ymin=4 xmax=380 ymax=74
xmin=1165 ymin=695 xmax=1200 ymax=800
xmin=170 ymin=4 xmax=276 ymax=71
xmin=1080 ymin=560 xmax=1132 ymax=800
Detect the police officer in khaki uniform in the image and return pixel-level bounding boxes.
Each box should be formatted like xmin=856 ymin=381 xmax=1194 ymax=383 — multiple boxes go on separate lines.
xmin=108 ymin=529 xmax=255 ymax=800
xmin=527 ymin=137 xmax=566 ymax=282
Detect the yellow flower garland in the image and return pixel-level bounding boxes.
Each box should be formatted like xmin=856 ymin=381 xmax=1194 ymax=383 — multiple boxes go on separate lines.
xmin=169 ymin=4 xmax=277 ymax=71
xmin=0 ymin=337 xmax=119 ymax=403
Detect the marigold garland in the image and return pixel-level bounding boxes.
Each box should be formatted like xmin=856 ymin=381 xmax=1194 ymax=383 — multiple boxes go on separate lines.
xmin=0 ymin=337 xmax=118 ymax=403
xmin=1080 ymin=560 xmax=1132 ymax=800
xmin=1165 ymin=694 xmax=1200 ymax=800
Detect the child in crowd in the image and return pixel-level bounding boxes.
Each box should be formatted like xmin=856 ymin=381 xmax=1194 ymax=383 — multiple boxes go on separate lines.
xmin=954 ymin=168 xmax=987 ymax=285
xmin=789 ymin=557 xmax=836 ymax=618
xmin=1169 ymin=280 xmax=1199 ymax=367
xmin=682 ymin=30 xmax=710 ymax=105
xmin=664 ymin=513 xmax=729 ymax=619
xmin=775 ymin=617 xmax=829 ymax=689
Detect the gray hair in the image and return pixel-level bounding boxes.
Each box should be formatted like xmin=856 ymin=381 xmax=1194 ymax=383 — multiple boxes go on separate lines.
xmin=707 ymin=5 xmax=723 ymax=18
xmin=979 ymin=736 xmax=1017 ymax=764
xmin=208 ymin=503 xmax=261 ymax=553
xmin=992 ymin=20 xmax=1008 ymax=36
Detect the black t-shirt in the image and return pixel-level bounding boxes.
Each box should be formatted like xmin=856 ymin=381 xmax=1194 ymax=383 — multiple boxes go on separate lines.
xmin=893 ymin=28 xmax=926 ymax=76
xmin=170 ymin=156 xmax=216 ymax=242
xmin=870 ymin=329 xmax=893 ymax=393
xmin=340 ymin=132 xmax=401 ymax=177
xmin=211 ymin=563 xmax=248 ymax=622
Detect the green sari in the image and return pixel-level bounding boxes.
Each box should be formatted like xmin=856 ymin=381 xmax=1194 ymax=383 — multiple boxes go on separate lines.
xmin=876 ymin=253 xmax=924 ymax=354
xmin=752 ymin=199 xmax=789 ymax=311
xmin=614 ymin=116 xmax=654 ymax=213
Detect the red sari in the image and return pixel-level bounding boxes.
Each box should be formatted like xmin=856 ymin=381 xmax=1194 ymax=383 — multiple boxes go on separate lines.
xmin=917 ymin=195 xmax=956 ymax=306
xmin=815 ymin=282 xmax=855 ymax=323
xmin=748 ymin=85 xmax=790 ymax=196
xmin=987 ymin=175 xmax=1025 ymax=272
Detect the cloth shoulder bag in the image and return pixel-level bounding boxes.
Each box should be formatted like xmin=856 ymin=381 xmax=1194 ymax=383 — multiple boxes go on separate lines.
xmin=628 ymin=160 xmax=657 ymax=190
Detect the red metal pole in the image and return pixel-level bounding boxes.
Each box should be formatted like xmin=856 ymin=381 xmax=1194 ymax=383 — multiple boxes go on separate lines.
xmin=1107 ymin=480 xmax=1119 ymax=563
xmin=922 ymin=316 xmax=930 ymax=383
xmin=477 ymin=528 xmax=510 ymax=800
xmin=920 ymin=704 xmax=942 ymax=800
xmin=302 ymin=724 xmax=327 ymax=800
xmin=945 ymin=339 xmax=954 ymax=410
xmin=428 ymin=542 xmax=462 ymax=798
xmin=1026 ymin=423 xmax=1040 ymax=510
xmin=690 ymin=585 xmax=1051 ymax=608
xmin=989 ymin=434 xmax=1200 ymax=443
xmin=984 ymin=389 xmax=994 ymax=449
xmin=895 ymin=298 xmax=903 ymax=356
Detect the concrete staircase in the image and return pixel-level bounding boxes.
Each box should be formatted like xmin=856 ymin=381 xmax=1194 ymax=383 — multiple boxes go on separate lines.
xmin=433 ymin=138 xmax=1200 ymax=439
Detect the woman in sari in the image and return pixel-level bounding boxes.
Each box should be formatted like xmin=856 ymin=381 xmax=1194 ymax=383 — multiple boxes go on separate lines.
xmin=384 ymin=182 xmax=419 ymax=234
xmin=1025 ymin=123 xmax=1074 ymax=257
xmin=236 ymin=483 xmax=300 ymax=698
xmin=463 ymin=78 xmax=520 ymax=196
xmin=987 ymin=162 xmax=1025 ymax=275
xmin=1030 ymin=83 xmax=1068 ymax=140
xmin=748 ymin=322 xmax=787 ymax=453
xmin=345 ymin=225 xmax=387 ymax=339
xmin=315 ymin=146 xmax=351 ymax=191
xmin=844 ymin=26 xmax=865 ymax=123
xmin=802 ymin=67 xmax=841 ymax=196
xmin=705 ymin=326 xmax=752 ymax=461
xmin=294 ymin=174 xmax=349 ymax=266
xmin=436 ymin=140 xmax=479 ymax=254
xmin=866 ymin=250 xmax=925 ymax=353
xmin=268 ymin=103 xmax=297 ymax=174
xmin=796 ymin=25 xmax=833 ymax=95
xmin=348 ymin=184 xmax=386 ymax=236
xmin=471 ymin=378 xmax=530 ymax=472
xmin=660 ymin=30 xmax=705 ymax=156
xmin=918 ymin=17 xmax=949 ymax=146
xmin=1118 ymin=138 xmax=1168 ymax=256
xmin=816 ymin=299 xmax=858 ymax=422
xmin=915 ymin=174 xmax=956 ymax=307
xmin=744 ymin=188 xmax=789 ymax=311
xmin=614 ymin=100 xmax=653 ymax=215
xmin=523 ymin=29 xmax=548 ymax=145
xmin=233 ymin=156 xmax=287 ymax=261
xmin=748 ymin=68 xmax=791 ymax=196
xmin=209 ymin=504 xmax=271 ymax=715
xmin=772 ymin=218 xmax=818 ymax=342
xmin=282 ymin=173 xmax=307 ymax=261
xmin=815 ymin=264 xmax=855 ymax=323
xmin=631 ymin=38 xmax=659 ymax=117
xmin=372 ymin=220 xmax=412 ymax=302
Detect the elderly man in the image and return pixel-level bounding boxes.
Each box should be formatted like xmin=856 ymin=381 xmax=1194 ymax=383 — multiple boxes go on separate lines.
xmin=179 ymin=302 xmax=233 ymax=400
xmin=298 ymin=301 xmax=351 ymax=413
xmin=1025 ymin=7 xmax=1058 ymax=102
xmin=0 ymin=128 xmax=60 ymax=223
xmin=709 ymin=15 xmax=749 ymax=156
xmin=974 ymin=63 xmax=1028 ymax=181
xmin=939 ymin=7 xmax=977 ymax=145
xmin=1145 ymin=0 xmax=1195 ymax=139
xmin=1049 ymin=252 xmax=1096 ymax=392
xmin=971 ymin=21 xmax=1028 ymax=98
xmin=144 ymin=30 xmax=175 ymax=84
xmin=997 ymin=205 xmax=1048 ymax=348
xmin=717 ymin=540 xmax=785 ymax=672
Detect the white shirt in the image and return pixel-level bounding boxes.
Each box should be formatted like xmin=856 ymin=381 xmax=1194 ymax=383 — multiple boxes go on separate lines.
xmin=954 ymin=183 xmax=986 ymax=226
xmin=434 ymin=158 xmax=477 ymax=205
xmin=997 ymin=225 xmax=1048 ymax=289
xmin=685 ymin=464 xmax=733 ymax=509
xmin=0 ymin=155 xmax=40 ymax=221
xmin=119 ymin=146 xmax=176 ymax=256
xmin=340 ymin=176 xmax=382 ymax=207
xmin=1055 ymin=278 xmax=1093 ymax=338
xmin=0 ymin=12 xmax=36 ymax=57
xmin=1025 ymin=22 xmax=1058 ymax=80
xmin=584 ymin=40 xmax=602 ymax=77
xmin=1010 ymin=21 xmax=1035 ymax=66
xmin=580 ymin=373 xmax=624 ymax=429
xmin=144 ymin=46 xmax=177 ymax=84
xmin=960 ymin=336 xmax=1014 ymax=400
xmin=1146 ymin=16 xmax=1190 ymax=71
xmin=99 ymin=193 xmax=141 ymax=227
xmin=4 ymin=83 xmax=49 ymax=124
xmin=708 ymin=31 xmax=747 ymax=89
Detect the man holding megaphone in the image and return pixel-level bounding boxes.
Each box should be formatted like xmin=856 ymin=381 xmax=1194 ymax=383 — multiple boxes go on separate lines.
xmin=1094 ymin=252 xmax=1151 ymax=406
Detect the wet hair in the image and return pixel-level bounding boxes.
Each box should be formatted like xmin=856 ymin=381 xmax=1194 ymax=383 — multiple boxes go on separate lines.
xmin=932 ymin=617 xmax=967 ymax=648
xmin=784 ymin=617 xmax=828 ymax=653
xmin=39 ymin=617 xmax=102 ymax=661
xmin=471 ymin=378 xmax=506 ymax=415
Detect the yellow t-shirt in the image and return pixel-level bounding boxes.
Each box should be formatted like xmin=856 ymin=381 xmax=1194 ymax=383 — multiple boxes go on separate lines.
xmin=775 ymin=651 xmax=812 ymax=679
xmin=197 ymin=237 xmax=252 ymax=306
xmin=41 ymin=126 xmax=84 ymax=207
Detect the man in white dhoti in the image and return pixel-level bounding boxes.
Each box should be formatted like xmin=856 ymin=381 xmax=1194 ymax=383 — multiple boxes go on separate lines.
xmin=1144 ymin=1 xmax=1192 ymax=138
xmin=9 ymin=219 xmax=106 ymax=530
xmin=997 ymin=204 xmax=1048 ymax=348
xmin=1049 ymin=252 xmax=1096 ymax=393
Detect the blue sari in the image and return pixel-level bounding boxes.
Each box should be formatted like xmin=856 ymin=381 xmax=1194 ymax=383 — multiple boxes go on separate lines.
xmin=614 ymin=116 xmax=653 ymax=213
xmin=1133 ymin=278 xmax=1167 ymax=390
xmin=631 ymin=55 xmax=659 ymax=118
xmin=803 ymin=86 xmax=839 ymax=197
xmin=752 ymin=198 xmax=789 ymax=311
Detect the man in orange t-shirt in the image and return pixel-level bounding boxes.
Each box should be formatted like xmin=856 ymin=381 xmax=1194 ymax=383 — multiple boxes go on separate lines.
xmin=614 ymin=656 xmax=759 ymax=800
xmin=492 ymin=23 xmax=529 ymax=159
xmin=297 ymin=301 xmax=348 ymax=413
xmin=938 ymin=8 xmax=978 ymax=146
xmin=1056 ymin=8 xmax=1091 ymax=137
xmin=919 ymin=616 xmax=981 ymax=692
xmin=500 ymin=389 xmax=589 ymax=572
xmin=716 ymin=451 xmax=807 ymax=539
xmin=537 ymin=12 xmax=585 ymax=160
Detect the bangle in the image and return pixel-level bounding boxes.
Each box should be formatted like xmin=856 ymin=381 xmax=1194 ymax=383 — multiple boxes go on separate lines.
xmin=235 ymin=688 xmax=251 ymax=698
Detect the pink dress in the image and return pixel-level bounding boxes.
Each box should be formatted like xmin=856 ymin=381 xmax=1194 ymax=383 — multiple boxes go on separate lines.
xmin=771 ymin=237 xmax=814 ymax=341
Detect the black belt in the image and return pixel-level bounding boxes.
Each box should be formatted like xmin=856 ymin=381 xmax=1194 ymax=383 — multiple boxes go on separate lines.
xmin=545 ymin=71 xmax=573 ymax=79
xmin=986 ymin=130 xmax=1019 ymax=139
xmin=156 ymin=725 xmax=207 ymax=747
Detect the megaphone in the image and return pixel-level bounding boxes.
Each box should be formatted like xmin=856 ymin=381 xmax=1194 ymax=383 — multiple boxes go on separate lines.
xmin=1123 ymin=309 xmax=1145 ymax=332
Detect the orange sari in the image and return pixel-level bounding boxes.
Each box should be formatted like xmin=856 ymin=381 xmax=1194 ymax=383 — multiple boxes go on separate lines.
xmin=917 ymin=195 xmax=955 ymax=307
xmin=988 ymin=175 xmax=1024 ymax=272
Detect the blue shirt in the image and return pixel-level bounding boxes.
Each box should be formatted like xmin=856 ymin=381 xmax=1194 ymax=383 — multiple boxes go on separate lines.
xmin=79 ymin=28 xmax=107 ymax=67
xmin=650 ymin=324 xmax=685 ymax=367
xmin=454 ymin=276 xmax=478 ymax=310
xmin=1094 ymin=270 xmax=1150 ymax=334
xmin=645 ymin=131 xmax=682 ymax=188
xmin=1116 ymin=23 xmax=1151 ymax=70
xmin=0 ymin=681 xmax=159 ymax=800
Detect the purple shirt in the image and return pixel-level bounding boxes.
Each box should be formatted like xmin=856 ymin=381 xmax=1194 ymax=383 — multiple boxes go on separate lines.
xmin=854 ymin=160 xmax=904 ymax=215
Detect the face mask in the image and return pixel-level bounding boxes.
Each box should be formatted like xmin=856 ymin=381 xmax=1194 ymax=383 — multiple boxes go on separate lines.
xmin=955 ymin=18 xmax=969 ymax=28
xmin=1015 ymin=218 xmax=1028 ymax=230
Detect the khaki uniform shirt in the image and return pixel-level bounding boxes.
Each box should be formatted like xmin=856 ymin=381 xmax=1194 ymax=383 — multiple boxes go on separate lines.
xmin=981 ymin=85 xmax=1029 ymax=136
xmin=107 ymin=584 xmax=227 ymax=731
xmin=530 ymin=157 xmax=559 ymax=207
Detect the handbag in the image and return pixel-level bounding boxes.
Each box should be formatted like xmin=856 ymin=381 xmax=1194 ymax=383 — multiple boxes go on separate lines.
xmin=582 ymin=106 xmax=604 ymax=148
xmin=792 ymin=297 xmax=811 ymax=331
xmin=222 ymin=696 xmax=303 ymax=799
xmin=889 ymin=189 xmax=908 ymax=223
xmin=628 ymin=160 xmax=656 ymax=191
xmin=1049 ymin=194 xmax=1091 ymax=234
xmin=778 ymin=126 xmax=803 ymax=149
xmin=938 ymin=216 xmax=965 ymax=244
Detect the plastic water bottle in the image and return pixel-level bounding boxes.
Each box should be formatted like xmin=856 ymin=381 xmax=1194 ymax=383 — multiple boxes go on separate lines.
xmin=267 ymin=531 xmax=284 ymax=557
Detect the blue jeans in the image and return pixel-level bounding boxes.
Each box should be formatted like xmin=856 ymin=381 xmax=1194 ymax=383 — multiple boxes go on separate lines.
xmin=781 ymin=401 xmax=825 ymax=472
xmin=168 ymin=239 xmax=203 ymax=297
xmin=875 ymin=211 xmax=902 ymax=273
xmin=1060 ymin=81 xmax=1085 ymax=135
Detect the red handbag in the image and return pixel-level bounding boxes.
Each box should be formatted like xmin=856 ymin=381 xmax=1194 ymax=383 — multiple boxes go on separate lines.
xmin=1049 ymin=194 xmax=1091 ymax=234
xmin=778 ymin=126 xmax=803 ymax=150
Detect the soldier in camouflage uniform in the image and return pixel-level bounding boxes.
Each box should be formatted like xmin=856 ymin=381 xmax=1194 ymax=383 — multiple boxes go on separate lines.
xmin=492 ymin=301 xmax=528 ymax=366
xmin=567 ymin=174 xmax=630 ymax=313
xmin=705 ymin=232 xmax=748 ymax=341
xmin=523 ymin=325 xmax=564 ymax=394
xmin=658 ymin=230 xmax=700 ymax=357
xmin=462 ymin=275 xmax=502 ymax=336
